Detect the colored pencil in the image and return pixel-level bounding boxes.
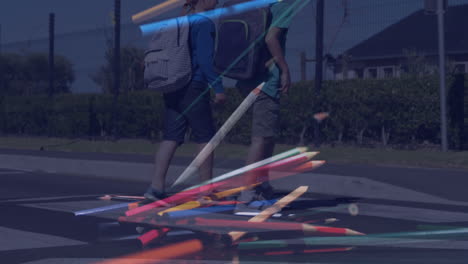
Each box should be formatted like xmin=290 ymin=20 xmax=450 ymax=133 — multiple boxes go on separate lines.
xmin=247 ymin=247 xmax=354 ymax=256
xmin=183 ymin=147 xmax=309 ymax=191
xmin=95 ymin=239 xmax=203 ymax=264
xmin=138 ymin=228 xmax=170 ymax=247
xmin=239 ymin=228 xmax=468 ymax=250
xmin=313 ymin=112 xmax=330 ymax=122
xmin=292 ymin=160 xmax=326 ymax=173
xmin=125 ymin=181 xmax=225 ymax=217
xmin=229 ymin=186 xmax=309 ymax=243
xmin=156 ymin=184 xmax=255 ymax=217
xmin=150 ymin=159 xmax=323 ymax=219
xmin=172 ymin=84 xmax=263 ymax=188
xmin=74 ymin=202 xmax=129 ymax=216
xmin=165 ymin=204 xmax=237 ymax=219
xmin=132 ymin=0 xmax=185 ymax=24
xmin=126 ymin=153 xmax=317 ymax=217
xmin=192 ymin=217 xmax=363 ymax=236
xmin=99 ymin=195 xmax=145 ymax=201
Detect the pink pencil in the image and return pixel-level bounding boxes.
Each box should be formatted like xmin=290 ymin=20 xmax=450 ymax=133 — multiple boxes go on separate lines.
xmin=125 ymin=181 xmax=225 ymax=217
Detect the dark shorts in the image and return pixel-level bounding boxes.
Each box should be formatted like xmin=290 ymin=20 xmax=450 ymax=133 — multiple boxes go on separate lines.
xmin=163 ymin=81 xmax=215 ymax=144
xmin=237 ymin=86 xmax=280 ymax=138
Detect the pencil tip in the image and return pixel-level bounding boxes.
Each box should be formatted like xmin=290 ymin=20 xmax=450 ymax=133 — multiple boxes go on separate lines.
xmin=346 ymin=229 xmax=365 ymax=236
xmin=304 ymin=152 xmax=319 ymax=159
xmin=100 ymin=195 xmax=111 ymax=200
xmin=312 ymin=160 xmax=326 ymax=166
xmin=296 ymin=147 xmax=309 ymax=153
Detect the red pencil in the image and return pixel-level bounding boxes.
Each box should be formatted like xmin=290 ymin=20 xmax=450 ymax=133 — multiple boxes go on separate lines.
xmin=125 ymin=181 xmax=225 ymax=216
xmin=137 ymin=228 xmax=170 ymax=247
xmin=255 ymin=152 xmax=318 ymax=172
xmin=192 ymin=217 xmax=363 ymax=236
xmin=125 ymin=154 xmax=320 ymax=217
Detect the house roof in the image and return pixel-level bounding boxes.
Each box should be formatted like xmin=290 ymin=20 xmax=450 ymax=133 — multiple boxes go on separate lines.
xmin=343 ymin=4 xmax=468 ymax=61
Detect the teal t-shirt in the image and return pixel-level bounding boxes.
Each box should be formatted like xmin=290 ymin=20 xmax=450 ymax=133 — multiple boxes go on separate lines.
xmin=236 ymin=0 xmax=298 ymax=99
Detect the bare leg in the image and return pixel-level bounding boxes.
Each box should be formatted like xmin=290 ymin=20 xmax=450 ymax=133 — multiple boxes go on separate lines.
xmin=197 ymin=143 xmax=214 ymax=182
xmin=152 ymin=140 xmax=179 ymax=192
xmin=245 ymin=136 xmax=275 ymax=185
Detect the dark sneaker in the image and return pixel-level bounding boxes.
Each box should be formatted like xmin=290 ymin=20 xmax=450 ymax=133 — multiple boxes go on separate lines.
xmin=234 ymin=187 xmax=276 ymax=214
xmin=254 ymin=181 xmax=275 ymax=200
xmin=143 ymin=187 xmax=167 ymax=202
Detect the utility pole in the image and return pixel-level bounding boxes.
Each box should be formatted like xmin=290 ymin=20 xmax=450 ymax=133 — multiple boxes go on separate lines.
xmin=300 ymin=52 xmax=315 ymax=81
xmin=436 ymin=0 xmax=448 ymax=151
xmin=114 ymin=0 xmax=121 ymax=97
xmin=425 ymin=0 xmax=448 ymax=152
xmin=111 ymin=0 xmax=121 ymax=139
xmin=0 ymin=24 xmax=2 ymax=54
xmin=314 ymin=0 xmax=324 ymax=148
xmin=49 ymin=13 xmax=55 ymax=97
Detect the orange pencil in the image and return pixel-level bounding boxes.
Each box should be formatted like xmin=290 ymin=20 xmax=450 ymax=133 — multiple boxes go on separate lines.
xmin=95 ymin=239 xmax=203 ymax=264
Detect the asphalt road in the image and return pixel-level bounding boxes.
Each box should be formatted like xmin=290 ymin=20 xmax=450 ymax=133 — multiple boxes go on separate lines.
xmin=1 ymin=164 xmax=468 ymax=264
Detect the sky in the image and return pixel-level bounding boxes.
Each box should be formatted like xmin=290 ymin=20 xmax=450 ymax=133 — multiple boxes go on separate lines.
xmin=0 ymin=0 xmax=166 ymax=43
xmin=2 ymin=0 xmax=468 ymax=93
xmin=5 ymin=0 xmax=468 ymax=44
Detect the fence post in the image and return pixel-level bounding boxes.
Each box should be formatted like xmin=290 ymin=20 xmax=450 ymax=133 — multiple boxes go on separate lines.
xmin=314 ymin=0 xmax=325 ymax=148
xmin=300 ymin=52 xmax=306 ymax=81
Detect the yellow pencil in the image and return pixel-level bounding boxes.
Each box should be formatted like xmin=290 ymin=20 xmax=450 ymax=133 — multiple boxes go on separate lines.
xmin=157 ymin=184 xmax=258 ymax=216
xmin=132 ymin=0 xmax=185 ymax=24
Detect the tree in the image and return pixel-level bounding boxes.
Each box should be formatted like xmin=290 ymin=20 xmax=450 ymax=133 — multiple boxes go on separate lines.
xmin=91 ymin=41 xmax=145 ymax=94
xmin=0 ymin=52 xmax=74 ymax=95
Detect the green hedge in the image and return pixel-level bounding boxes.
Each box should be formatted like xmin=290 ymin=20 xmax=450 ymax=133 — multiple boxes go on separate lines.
xmin=0 ymin=76 xmax=466 ymax=148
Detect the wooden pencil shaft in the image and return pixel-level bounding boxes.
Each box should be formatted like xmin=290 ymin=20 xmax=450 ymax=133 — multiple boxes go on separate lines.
xmin=132 ymin=0 xmax=184 ymax=24
xmin=194 ymin=217 xmax=305 ymax=231
xmin=131 ymin=151 xmax=310 ymax=217
xmin=96 ymin=238 xmax=203 ymax=264
xmin=125 ymin=181 xmax=225 ymax=216
xmin=228 ymin=186 xmax=308 ymax=242
xmin=158 ymin=184 xmax=254 ymax=216
xmin=158 ymin=157 xmax=311 ymax=219
xmin=258 ymin=152 xmax=317 ymax=171
xmin=173 ymin=86 xmax=262 ymax=187
xmin=183 ymin=147 xmax=306 ymax=191
xmin=138 ymin=228 xmax=170 ymax=247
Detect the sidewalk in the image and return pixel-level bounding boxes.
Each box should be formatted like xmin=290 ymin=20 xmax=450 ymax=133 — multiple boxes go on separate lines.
xmin=1 ymin=148 xmax=468 ymax=204
xmin=0 ymin=148 xmax=240 ymax=186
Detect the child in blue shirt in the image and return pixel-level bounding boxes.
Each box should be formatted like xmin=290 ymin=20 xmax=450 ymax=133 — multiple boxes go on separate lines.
xmin=145 ymin=0 xmax=225 ymax=201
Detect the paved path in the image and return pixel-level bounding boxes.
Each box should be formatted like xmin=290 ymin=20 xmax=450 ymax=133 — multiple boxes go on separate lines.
xmin=1 ymin=149 xmax=467 ymax=263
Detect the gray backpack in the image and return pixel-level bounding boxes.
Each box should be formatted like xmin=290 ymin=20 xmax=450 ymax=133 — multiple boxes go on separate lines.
xmin=213 ymin=0 xmax=272 ymax=80
xmin=144 ymin=16 xmax=192 ymax=93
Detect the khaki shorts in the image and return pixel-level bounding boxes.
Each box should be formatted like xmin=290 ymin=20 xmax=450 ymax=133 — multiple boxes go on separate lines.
xmin=237 ymin=87 xmax=280 ymax=138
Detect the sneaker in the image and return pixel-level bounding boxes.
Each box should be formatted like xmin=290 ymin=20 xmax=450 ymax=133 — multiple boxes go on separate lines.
xmin=254 ymin=181 xmax=275 ymax=200
xmin=234 ymin=189 xmax=256 ymax=213
xmin=143 ymin=187 xmax=168 ymax=202
xmin=234 ymin=188 xmax=276 ymax=214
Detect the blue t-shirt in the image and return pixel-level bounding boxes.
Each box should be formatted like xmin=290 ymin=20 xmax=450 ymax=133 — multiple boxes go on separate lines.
xmin=188 ymin=14 xmax=224 ymax=94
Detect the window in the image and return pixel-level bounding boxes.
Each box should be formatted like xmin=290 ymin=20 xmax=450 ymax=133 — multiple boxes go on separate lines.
xmin=454 ymin=62 xmax=467 ymax=74
xmin=365 ymin=68 xmax=378 ymax=79
xmin=364 ymin=66 xmax=397 ymax=79
xmin=383 ymin=67 xmax=394 ymax=78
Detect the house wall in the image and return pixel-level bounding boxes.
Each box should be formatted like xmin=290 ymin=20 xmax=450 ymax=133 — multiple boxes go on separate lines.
xmin=334 ymin=55 xmax=468 ymax=79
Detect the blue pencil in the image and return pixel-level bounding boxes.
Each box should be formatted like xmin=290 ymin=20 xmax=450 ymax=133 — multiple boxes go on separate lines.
xmin=74 ymin=202 xmax=129 ymax=216
xmin=165 ymin=205 xmax=236 ymax=219
xmin=165 ymin=199 xmax=279 ymax=219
